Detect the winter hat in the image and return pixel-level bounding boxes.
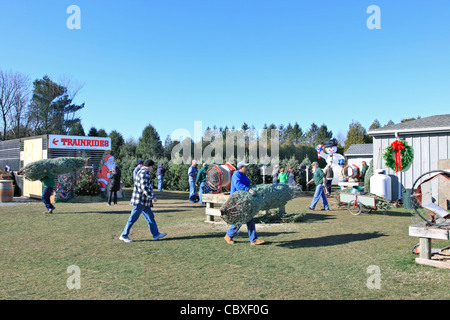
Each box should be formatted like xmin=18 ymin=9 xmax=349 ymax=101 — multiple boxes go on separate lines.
xmin=143 ymin=159 xmax=154 ymax=167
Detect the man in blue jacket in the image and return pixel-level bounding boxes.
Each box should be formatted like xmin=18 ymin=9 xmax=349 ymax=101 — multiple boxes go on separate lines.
xmin=224 ymin=161 xmax=265 ymax=245
xmin=188 ymin=160 xmax=198 ymax=203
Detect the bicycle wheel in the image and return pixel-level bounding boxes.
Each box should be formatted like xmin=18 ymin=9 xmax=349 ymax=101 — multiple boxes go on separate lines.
xmin=348 ymin=200 xmax=362 ymax=215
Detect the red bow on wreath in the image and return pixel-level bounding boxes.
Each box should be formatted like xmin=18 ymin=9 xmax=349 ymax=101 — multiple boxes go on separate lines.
xmin=391 ymin=140 xmax=405 ymax=173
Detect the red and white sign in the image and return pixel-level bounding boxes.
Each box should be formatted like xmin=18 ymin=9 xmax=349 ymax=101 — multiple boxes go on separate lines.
xmin=49 ymin=135 xmax=111 ymax=150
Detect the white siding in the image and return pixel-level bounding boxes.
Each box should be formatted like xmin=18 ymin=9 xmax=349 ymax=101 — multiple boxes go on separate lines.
xmin=371 ymin=132 xmax=450 ymax=200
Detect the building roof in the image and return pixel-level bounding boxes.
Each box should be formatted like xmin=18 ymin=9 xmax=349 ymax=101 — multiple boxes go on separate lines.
xmin=368 ymin=114 xmax=450 ymax=136
xmin=344 ymin=144 xmax=373 ymax=156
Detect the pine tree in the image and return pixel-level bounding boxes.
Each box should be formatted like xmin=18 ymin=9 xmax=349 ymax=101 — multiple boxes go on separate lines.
xmin=28 ymin=75 xmax=84 ymax=135
xmin=74 ymin=166 xmax=101 ymax=196
xmin=136 ymin=124 xmax=164 ymax=159
xmin=109 ymin=130 xmax=125 ymax=159
xmin=344 ymin=120 xmax=370 ymax=152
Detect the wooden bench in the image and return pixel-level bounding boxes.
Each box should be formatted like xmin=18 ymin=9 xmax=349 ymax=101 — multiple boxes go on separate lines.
xmin=409 ymin=222 xmax=450 ymax=269
xmin=202 ymin=193 xmax=229 ymax=223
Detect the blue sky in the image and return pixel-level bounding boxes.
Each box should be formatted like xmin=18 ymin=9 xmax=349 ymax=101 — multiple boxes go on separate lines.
xmin=1 ymin=0 xmax=449 ymax=143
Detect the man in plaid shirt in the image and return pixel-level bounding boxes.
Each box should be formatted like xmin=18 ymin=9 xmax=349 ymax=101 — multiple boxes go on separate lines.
xmin=119 ymin=159 xmax=167 ymax=243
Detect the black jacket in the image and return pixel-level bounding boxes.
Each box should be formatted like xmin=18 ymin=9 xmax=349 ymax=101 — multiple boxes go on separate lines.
xmin=108 ymin=168 xmax=122 ymax=192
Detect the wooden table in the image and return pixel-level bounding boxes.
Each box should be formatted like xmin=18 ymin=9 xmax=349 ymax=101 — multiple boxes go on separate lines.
xmin=338 ymin=181 xmax=364 ymax=189
xmin=409 ymin=222 xmax=450 ymax=269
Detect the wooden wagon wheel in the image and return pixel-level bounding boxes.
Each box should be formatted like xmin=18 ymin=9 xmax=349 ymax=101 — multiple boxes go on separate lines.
xmin=410 ymin=170 xmax=450 ymax=226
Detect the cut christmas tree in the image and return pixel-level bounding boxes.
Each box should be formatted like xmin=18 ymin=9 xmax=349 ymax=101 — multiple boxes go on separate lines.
xmin=219 ymin=184 xmax=301 ymax=225
xmin=19 ymin=157 xmax=88 ymax=181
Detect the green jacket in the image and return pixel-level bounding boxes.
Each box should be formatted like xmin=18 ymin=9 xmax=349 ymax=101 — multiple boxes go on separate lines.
xmin=361 ymin=165 xmax=369 ymax=179
xmin=313 ymin=168 xmax=325 ymax=186
xmin=41 ymin=173 xmax=55 ymax=188
xmin=278 ymin=172 xmax=288 ymax=183
xmin=195 ymin=166 xmax=208 ymax=185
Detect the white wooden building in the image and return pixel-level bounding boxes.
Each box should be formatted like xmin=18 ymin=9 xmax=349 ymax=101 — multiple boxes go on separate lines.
xmin=344 ymin=144 xmax=373 ymax=170
xmin=368 ymin=114 xmax=450 ymax=201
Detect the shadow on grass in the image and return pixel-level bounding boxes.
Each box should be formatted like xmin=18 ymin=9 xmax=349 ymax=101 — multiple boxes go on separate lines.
xmin=274 ymin=231 xmax=387 ymax=249
xmin=368 ymin=210 xmax=412 ymax=217
xmin=132 ymin=231 xmax=298 ymax=242
xmin=152 ymin=191 xmax=189 ymax=201
xmin=302 ymin=213 xmax=336 ymax=223
xmin=62 ymin=208 xmax=190 ymax=214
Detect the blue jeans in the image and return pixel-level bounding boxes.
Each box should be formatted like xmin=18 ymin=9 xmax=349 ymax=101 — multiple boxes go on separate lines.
xmin=199 ymin=181 xmax=209 ymax=204
xmin=158 ymin=175 xmax=163 ymax=191
xmin=189 ymin=181 xmax=197 ymax=202
xmin=42 ymin=187 xmax=55 ymax=211
xmin=121 ymin=204 xmax=160 ymax=238
xmin=226 ymin=219 xmax=258 ymax=243
xmin=310 ymin=184 xmax=329 ymax=210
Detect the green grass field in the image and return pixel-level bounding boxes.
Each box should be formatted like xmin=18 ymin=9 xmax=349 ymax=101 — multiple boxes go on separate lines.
xmin=0 ymin=189 xmax=449 ymax=300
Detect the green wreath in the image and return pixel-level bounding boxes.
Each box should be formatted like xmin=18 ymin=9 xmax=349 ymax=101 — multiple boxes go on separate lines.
xmin=382 ymin=140 xmax=413 ymax=172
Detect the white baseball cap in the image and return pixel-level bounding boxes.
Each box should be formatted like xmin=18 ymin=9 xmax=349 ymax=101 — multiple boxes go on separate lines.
xmin=237 ymin=161 xmax=250 ymax=169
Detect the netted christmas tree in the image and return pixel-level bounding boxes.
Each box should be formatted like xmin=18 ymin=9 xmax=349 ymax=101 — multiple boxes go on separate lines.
xmin=19 ymin=157 xmax=87 ymax=181
xmin=74 ymin=166 xmax=101 ymax=196
xmin=219 ymin=184 xmax=301 ymax=225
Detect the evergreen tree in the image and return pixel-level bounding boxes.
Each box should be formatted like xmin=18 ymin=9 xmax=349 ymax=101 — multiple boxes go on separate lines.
xmin=315 ymin=124 xmax=333 ymax=146
xmin=344 ymin=120 xmax=370 ymax=152
xmin=87 ymin=127 xmax=98 ymax=136
xmin=97 ymin=128 xmax=108 ymax=137
xmin=291 ymin=122 xmax=303 ymax=145
xmin=119 ymin=138 xmax=138 ymax=159
xmin=281 ymin=123 xmax=293 ymax=144
xmin=28 ymin=75 xmax=84 ymax=135
xmin=109 ymin=130 xmax=124 ymax=159
xmin=136 ymin=124 xmax=164 ymax=159
xmin=69 ymin=121 xmax=85 ymax=136
xmin=369 ymin=119 xmax=381 ymax=130
xmin=74 ymin=166 xmax=101 ymax=196
xmin=304 ymin=123 xmax=319 ymax=146
xmin=163 ymin=135 xmax=180 ymax=159
xmin=385 ymin=120 xmax=395 ymax=127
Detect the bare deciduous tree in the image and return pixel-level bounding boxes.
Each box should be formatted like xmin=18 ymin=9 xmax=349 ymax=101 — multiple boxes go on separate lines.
xmin=0 ymin=70 xmax=31 ymax=140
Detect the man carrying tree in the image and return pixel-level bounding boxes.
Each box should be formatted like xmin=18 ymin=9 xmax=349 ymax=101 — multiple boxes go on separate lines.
xmin=119 ymin=159 xmax=166 ymax=243
xmin=224 ymin=161 xmax=265 ymax=245
xmin=40 ymin=170 xmax=56 ymax=214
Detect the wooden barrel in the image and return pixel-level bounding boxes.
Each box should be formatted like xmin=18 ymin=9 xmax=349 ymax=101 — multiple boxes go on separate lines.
xmin=0 ymin=180 xmax=14 ymax=202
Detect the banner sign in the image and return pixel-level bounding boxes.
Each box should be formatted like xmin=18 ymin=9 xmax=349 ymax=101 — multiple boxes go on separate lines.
xmin=48 ymin=135 xmax=111 ymax=150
